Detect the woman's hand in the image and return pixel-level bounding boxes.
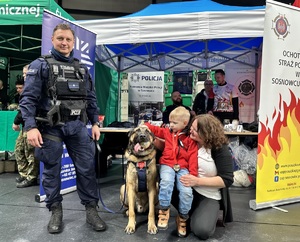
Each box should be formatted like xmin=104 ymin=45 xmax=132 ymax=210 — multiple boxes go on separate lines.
xmin=180 ymin=173 xmax=199 ymax=187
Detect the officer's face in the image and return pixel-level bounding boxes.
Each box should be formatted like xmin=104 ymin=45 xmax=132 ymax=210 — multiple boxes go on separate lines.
xmin=52 ymin=29 xmax=75 ymax=57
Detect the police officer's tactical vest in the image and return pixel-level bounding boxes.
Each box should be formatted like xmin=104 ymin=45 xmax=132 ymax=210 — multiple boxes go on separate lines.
xmin=42 ymin=55 xmax=90 ymax=126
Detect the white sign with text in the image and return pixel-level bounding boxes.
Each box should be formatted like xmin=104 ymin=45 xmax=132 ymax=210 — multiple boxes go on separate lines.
xmin=128 ymin=72 xmax=164 ymax=102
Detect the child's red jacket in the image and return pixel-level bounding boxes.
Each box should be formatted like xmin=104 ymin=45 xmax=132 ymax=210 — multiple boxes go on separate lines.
xmin=145 ymin=123 xmax=198 ymax=176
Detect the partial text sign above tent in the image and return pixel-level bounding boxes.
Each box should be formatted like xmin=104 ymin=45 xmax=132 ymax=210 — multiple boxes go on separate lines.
xmin=0 ymin=0 xmax=74 ymax=25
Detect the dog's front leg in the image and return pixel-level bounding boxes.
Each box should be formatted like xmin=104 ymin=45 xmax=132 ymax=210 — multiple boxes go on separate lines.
xmin=124 ymin=182 xmax=136 ymax=234
xmin=147 ymin=184 xmax=158 ymax=234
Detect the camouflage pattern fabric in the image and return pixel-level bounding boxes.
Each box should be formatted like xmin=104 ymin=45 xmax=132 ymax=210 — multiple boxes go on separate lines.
xmin=15 ymin=131 xmax=39 ymax=180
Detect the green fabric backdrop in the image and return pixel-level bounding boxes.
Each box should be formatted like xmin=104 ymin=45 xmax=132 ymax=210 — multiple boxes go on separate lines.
xmin=94 ymin=61 xmax=119 ymax=127
xmin=0 ymin=111 xmax=19 ymax=151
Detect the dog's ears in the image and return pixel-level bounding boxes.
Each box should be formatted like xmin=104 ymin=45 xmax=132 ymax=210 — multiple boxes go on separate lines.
xmin=150 ymin=130 xmax=155 ymax=139
xmin=127 ymin=128 xmax=135 ymax=138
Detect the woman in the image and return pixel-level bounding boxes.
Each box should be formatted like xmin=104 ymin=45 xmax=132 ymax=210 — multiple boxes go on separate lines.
xmin=175 ymin=114 xmax=234 ymax=240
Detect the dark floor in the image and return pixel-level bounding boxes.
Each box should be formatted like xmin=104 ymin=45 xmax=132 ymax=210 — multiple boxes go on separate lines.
xmin=0 ymin=159 xmax=300 ymax=242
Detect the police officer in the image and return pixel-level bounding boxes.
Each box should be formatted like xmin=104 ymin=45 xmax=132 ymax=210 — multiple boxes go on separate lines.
xmin=19 ymin=23 xmax=106 ymax=234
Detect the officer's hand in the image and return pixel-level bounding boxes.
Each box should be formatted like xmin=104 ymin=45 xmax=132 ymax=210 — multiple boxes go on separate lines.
xmin=27 ymin=128 xmax=43 ymax=148
xmin=12 ymin=124 xmax=20 ymax=131
xmin=92 ymin=125 xmax=101 ymax=141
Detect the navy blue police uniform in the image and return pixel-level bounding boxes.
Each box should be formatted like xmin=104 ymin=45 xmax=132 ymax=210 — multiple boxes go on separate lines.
xmin=19 ymin=54 xmax=99 ymax=209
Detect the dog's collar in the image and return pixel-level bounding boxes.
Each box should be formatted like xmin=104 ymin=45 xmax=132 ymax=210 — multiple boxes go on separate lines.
xmin=136 ymin=159 xmax=152 ymax=169
xmin=128 ymin=159 xmax=152 ymax=170
xmin=137 ymin=161 xmax=146 ymax=170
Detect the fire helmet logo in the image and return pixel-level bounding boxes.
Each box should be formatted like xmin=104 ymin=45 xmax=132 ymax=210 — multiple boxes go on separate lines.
xmin=272 ymin=14 xmax=290 ymax=40
xmin=238 ymin=79 xmax=255 ymax=97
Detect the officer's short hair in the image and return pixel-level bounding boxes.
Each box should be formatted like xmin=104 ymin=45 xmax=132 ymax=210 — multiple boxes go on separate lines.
xmin=53 ymin=23 xmax=75 ymax=38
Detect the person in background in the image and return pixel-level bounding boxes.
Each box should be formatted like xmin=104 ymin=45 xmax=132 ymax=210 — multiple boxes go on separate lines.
xmin=12 ymin=73 xmax=39 ymax=188
xmin=0 ymin=79 xmax=8 ymax=110
xmin=163 ymin=91 xmax=195 ymax=124
xmin=22 ymin=64 xmax=29 ymax=79
xmin=19 ymin=23 xmax=106 ymax=234
xmin=173 ymin=77 xmax=183 ymax=92
xmin=14 ymin=65 xmax=29 ymax=104
xmin=145 ymin=106 xmax=198 ymax=237
xmin=180 ymin=80 xmax=191 ymax=94
xmin=212 ymin=69 xmax=239 ymax=123
xmin=192 ymin=79 xmax=214 ymax=115
xmin=133 ymin=108 xmax=139 ymax=126
xmin=14 ymin=79 xmax=23 ymax=104
xmin=152 ymin=107 xmax=158 ymax=121
xmin=173 ymin=114 xmax=233 ymax=240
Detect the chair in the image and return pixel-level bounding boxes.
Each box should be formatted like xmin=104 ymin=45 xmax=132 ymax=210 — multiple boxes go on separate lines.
xmin=97 ymin=121 xmax=134 ymax=178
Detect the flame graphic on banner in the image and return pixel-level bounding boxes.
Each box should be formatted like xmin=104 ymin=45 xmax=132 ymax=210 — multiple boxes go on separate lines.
xmin=256 ymin=90 xmax=300 ymax=203
xmin=258 ymin=90 xmax=300 ymax=169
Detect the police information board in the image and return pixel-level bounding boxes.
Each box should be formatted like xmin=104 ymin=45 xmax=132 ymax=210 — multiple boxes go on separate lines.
xmin=128 ymin=72 xmax=164 ymax=102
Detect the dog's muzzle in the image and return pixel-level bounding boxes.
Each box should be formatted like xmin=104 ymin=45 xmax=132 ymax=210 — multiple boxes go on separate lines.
xmin=134 ymin=132 xmax=149 ymax=143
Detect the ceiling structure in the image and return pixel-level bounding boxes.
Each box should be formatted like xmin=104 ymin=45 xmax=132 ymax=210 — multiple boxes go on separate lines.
xmin=1 ymin=0 xmax=295 ymax=71
xmin=55 ymin=0 xmax=295 ymax=20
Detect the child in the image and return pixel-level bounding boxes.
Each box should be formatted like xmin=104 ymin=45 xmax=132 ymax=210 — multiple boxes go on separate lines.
xmin=145 ymin=106 xmax=198 ymax=237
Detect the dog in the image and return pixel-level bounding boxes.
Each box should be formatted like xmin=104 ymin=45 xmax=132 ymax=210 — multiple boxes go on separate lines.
xmin=120 ymin=125 xmax=158 ymax=234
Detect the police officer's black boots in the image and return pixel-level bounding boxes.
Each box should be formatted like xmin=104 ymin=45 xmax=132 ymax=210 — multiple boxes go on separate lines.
xmin=85 ymin=201 xmax=106 ymax=231
xmin=47 ymin=202 xmax=63 ymax=234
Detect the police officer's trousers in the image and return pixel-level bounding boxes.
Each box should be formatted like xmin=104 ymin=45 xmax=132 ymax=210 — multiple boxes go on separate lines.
xmin=35 ymin=120 xmax=98 ymax=209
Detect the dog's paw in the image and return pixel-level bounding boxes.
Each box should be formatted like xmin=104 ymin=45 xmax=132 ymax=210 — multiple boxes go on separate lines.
xmin=147 ymin=223 xmax=158 ymax=235
xmin=124 ymin=226 xmax=135 ymax=234
xmin=124 ymin=224 xmax=136 ymax=234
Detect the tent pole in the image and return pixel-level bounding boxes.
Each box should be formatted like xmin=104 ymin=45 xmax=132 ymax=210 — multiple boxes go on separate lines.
xmin=254 ymin=52 xmax=258 ymax=122
xmin=117 ymin=56 xmax=121 ymax=121
xmin=7 ymin=58 xmax=11 ymax=97
xmin=204 ymin=40 xmax=208 ymax=69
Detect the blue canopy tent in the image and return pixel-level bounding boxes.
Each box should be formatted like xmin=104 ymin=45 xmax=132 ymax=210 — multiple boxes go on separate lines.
xmin=78 ymin=0 xmax=265 ymax=120
xmin=79 ymin=0 xmax=265 ymax=72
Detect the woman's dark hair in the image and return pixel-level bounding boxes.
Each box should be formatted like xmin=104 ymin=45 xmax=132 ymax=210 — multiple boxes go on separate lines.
xmin=193 ymin=114 xmax=228 ymax=149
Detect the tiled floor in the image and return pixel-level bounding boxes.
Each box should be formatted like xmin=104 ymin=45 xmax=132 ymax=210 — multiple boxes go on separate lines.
xmin=0 ymin=159 xmax=299 ymax=242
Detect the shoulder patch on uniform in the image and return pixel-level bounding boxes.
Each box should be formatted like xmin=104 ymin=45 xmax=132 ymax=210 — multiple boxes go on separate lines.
xmin=27 ymin=68 xmax=38 ymax=75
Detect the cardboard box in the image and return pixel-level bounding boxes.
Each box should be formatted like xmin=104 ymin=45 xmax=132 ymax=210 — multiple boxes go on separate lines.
xmin=4 ymin=160 xmax=16 ymax=173
xmin=0 ymin=161 xmax=4 ymax=174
